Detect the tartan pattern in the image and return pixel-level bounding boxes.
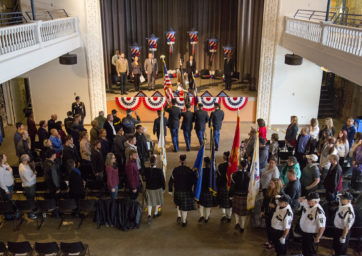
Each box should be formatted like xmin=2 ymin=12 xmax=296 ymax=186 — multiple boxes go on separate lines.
xmin=174 ymin=191 xmax=195 ymax=211
xmin=199 ymin=191 xmax=218 ymax=208
xmin=217 ymin=187 xmax=232 ymax=208
xmin=232 ymin=195 xmax=248 ymax=216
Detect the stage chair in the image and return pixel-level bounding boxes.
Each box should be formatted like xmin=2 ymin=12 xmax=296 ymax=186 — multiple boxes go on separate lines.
xmin=0 ymin=201 xmax=16 ymax=228
xmin=199 ymin=69 xmax=211 ymax=79
xmin=7 ymin=241 xmax=33 ymax=256
xmin=77 ymin=199 xmax=96 ymax=229
xmin=60 ymin=242 xmax=90 ymax=256
xmin=0 ymin=241 xmax=6 ymax=256
xmin=36 ymin=199 xmax=57 ymax=230
xmin=14 ymin=200 xmax=37 ymax=231
xmin=214 ymin=70 xmax=223 ymax=79
xmin=34 ymin=242 xmax=60 ymax=256
xmin=57 ymin=199 xmax=78 ymax=229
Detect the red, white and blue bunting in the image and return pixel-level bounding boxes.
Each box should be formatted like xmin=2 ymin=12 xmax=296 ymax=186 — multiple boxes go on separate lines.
xmin=174 ymin=97 xmax=185 ymax=109
xmin=143 ymin=97 xmax=167 ymax=111
xmin=222 ymin=97 xmax=248 ymax=111
xmin=198 ymin=97 xmax=221 ymax=111
xmin=116 ymin=97 xmax=142 ymax=110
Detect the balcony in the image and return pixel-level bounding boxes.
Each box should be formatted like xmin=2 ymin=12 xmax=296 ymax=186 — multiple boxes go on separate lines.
xmin=282 ymin=17 xmax=362 ymax=85
xmin=0 ymin=17 xmax=81 ymax=84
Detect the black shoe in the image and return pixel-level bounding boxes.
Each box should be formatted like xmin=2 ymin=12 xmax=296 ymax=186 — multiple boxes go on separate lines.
xmin=220 ymin=216 xmax=227 ymax=223
xmin=177 ymin=217 xmax=181 ymax=224
xmin=153 ymin=213 xmax=161 ymax=218
xmin=215 ymin=148 xmax=218 ymax=151
xmin=147 ymin=215 xmax=152 ymax=224
xmin=186 ymin=148 xmax=190 ymax=151
xmin=204 ymin=218 xmax=209 ymax=224
xmin=198 ymin=216 xmax=205 ymax=223
xmin=227 ymin=218 xmax=231 ymax=223
xmin=182 ymin=221 xmax=187 ymax=227
xmin=234 ymin=223 xmax=240 ymax=230
xmin=239 ymin=227 xmax=244 ymax=233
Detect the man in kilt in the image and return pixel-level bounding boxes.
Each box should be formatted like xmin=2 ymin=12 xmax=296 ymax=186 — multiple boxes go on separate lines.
xmin=169 ymin=155 xmax=197 ymax=227
xmin=198 ymin=157 xmax=218 ymax=223
xmin=230 ymin=159 xmax=250 ymax=232
xmin=217 ymin=151 xmax=232 ymax=223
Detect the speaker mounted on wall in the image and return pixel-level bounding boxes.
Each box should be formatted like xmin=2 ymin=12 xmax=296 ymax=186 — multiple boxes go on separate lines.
xmin=284 ymin=53 xmax=303 ymax=65
xmin=59 ymin=53 xmax=77 ymax=65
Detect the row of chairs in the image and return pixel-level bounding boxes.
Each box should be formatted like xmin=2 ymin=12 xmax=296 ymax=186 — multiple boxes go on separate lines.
xmin=0 ymin=199 xmax=96 ymax=231
xmin=0 ymin=241 xmax=89 ymax=256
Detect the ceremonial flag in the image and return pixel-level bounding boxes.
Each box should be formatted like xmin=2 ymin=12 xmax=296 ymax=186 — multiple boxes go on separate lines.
xmin=157 ymin=108 xmax=167 ymax=179
xmin=209 ymin=125 xmax=217 ymax=195
xmin=192 ymin=73 xmax=198 ymax=112
xmin=162 ymin=60 xmax=174 ymax=104
xmin=226 ymin=111 xmax=240 ymax=188
xmin=247 ymin=133 xmax=260 ymax=210
xmin=193 ymin=142 xmax=205 ymax=201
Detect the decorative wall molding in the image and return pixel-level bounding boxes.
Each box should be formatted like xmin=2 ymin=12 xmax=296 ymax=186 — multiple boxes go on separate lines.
xmin=256 ymin=0 xmax=279 ymax=125
xmin=85 ymin=0 xmax=107 ymax=119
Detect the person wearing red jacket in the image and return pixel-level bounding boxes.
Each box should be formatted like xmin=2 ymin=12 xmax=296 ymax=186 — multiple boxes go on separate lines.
xmin=105 ymin=152 xmax=119 ymax=199
xmin=125 ymin=150 xmax=140 ymax=200
xmin=257 ymin=118 xmax=267 ymax=141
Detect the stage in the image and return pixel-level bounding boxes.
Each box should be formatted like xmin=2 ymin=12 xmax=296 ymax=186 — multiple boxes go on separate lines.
xmin=106 ymin=77 xmax=257 ymax=123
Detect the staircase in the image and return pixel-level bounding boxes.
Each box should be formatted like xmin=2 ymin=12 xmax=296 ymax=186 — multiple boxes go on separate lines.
xmin=318 ymin=72 xmax=336 ymax=118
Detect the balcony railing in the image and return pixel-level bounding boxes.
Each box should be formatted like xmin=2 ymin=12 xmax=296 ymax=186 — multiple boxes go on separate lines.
xmin=0 ymin=17 xmax=79 ymax=57
xmin=285 ymin=17 xmax=362 ymax=57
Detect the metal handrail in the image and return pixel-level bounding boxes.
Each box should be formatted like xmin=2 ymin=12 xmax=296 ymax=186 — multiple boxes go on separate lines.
xmin=25 ymin=9 xmax=69 ymax=21
xmin=334 ymin=13 xmax=362 ymax=27
xmin=0 ymin=12 xmax=27 ymax=26
xmin=294 ymin=9 xmax=336 ymax=21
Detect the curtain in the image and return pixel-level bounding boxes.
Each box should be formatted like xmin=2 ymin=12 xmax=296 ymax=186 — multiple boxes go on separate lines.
xmin=100 ymin=0 xmax=263 ymax=90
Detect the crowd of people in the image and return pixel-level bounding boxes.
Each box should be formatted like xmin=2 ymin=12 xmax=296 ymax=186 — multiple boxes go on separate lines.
xmin=0 ymin=95 xmax=361 ymax=255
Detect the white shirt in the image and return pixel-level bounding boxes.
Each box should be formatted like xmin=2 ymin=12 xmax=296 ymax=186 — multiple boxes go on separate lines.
xmin=309 ymin=126 xmax=320 ymax=140
xmin=0 ymin=164 xmax=14 ymax=192
xmin=299 ymin=200 xmax=326 ymax=233
xmin=336 ymin=141 xmax=349 ymax=158
xmin=112 ymin=54 xmax=120 ymax=66
xmin=19 ymin=163 xmax=36 ymax=187
xmin=271 ymin=204 xmax=293 ymax=231
xmin=109 ymin=121 xmax=116 ymax=135
xmin=334 ymin=202 xmax=355 ymax=230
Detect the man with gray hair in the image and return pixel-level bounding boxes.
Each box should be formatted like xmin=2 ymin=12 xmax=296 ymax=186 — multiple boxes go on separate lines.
xmin=300 ymin=154 xmax=320 ymax=195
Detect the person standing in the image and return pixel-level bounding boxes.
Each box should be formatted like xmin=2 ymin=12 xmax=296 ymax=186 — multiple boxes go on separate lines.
xmin=319 ymin=137 xmax=337 ymax=188
xmin=324 ymin=154 xmax=342 ymax=202
xmin=284 ymin=168 xmax=301 ymax=211
xmin=295 ymin=128 xmax=311 ymax=170
xmin=194 ymin=103 xmax=209 ymax=146
xmin=181 ymin=104 xmax=194 ymax=151
xmin=300 ymin=154 xmax=320 ymax=195
xmin=95 ymin=111 xmax=106 ymax=130
xmin=271 ymin=194 xmax=293 ymax=256
xmin=71 ymin=114 xmax=86 ymax=151
xmin=280 ymin=156 xmax=301 ymax=185
xmin=285 ymin=116 xmax=299 ymax=151
xmin=257 ymin=118 xmax=267 ymax=142
xmin=91 ymin=140 xmax=105 ymax=181
xmin=43 ymin=149 xmax=62 ymax=200
xmin=99 ymin=129 xmax=111 ymax=160
xmin=131 ymin=55 xmax=142 ymax=91
xmin=19 ymin=154 xmax=37 ymax=219
xmin=47 ymin=114 xmax=57 ymax=133
xmin=217 ymin=151 xmax=232 ymax=223
xmin=144 ymin=52 xmax=158 ymax=90
xmin=186 ymin=55 xmax=196 ymax=90
xmin=62 ymin=136 xmax=81 ymax=174
xmin=144 ymin=156 xmax=165 ymax=224
xmin=125 ymin=150 xmax=141 ymax=200
xmin=298 ymin=192 xmax=326 ymax=256
xmin=336 ymin=130 xmax=349 ymax=167
xmin=17 ymin=131 xmax=32 ymax=159
xmin=64 ymin=111 xmax=74 ymax=135
xmin=269 ymin=133 xmax=279 ymax=161
xmin=49 ymin=129 xmax=63 ymax=155
xmin=260 ymin=157 xmax=280 ymax=192
xmin=259 ymin=138 xmax=269 ymax=173
xmin=308 ymin=118 xmax=320 ymax=154
xmin=166 ymin=99 xmax=181 ymax=152
xmin=105 ymin=153 xmax=119 ymax=199
xmin=230 ymin=159 xmax=250 ymax=232
xmin=38 ymin=121 xmax=48 ymax=150
xmin=111 ymin=109 xmax=122 ymax=132
xmin=103 ymin=114 xmax=116 ymax=146
xmin=116 ymin=53 xmax=129 ymax=94
xmin=168 ymin=154 xmax=197 ymax=227
xmin=14 ymin=122 xmax=24 ymax=154
xmin=209 ymin=103 xmax=224 ymax=151
xmin=333 ymin=191 xmax=355 ymax=256
xmin=113 ymin=127 xmax=127 ymax=171
xmin=224 ymin=55 xmax=234 ymax=91
xmin=342 ymin=117 xmax=357 ymax=148
xmin=27 ymin=113 xmax=37 ymax=150
xmin=153 ymin=110 xmax=168 ymax=141
xmin=0 ymin=153 xmax=14 ymax=202
xmin=90 ymin=119 xmax=99 ymax=145
xmin=67 ymin=159 xmax=85 ymax=203
xmin=72 ymin=96 xmax=86 ymax=124
xmin=135 ymin=125 xmax=149 ymax=170
xmin=122 ymin=109 xmax=141 ymax=136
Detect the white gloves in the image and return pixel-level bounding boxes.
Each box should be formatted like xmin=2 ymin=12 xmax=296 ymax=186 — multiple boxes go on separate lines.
xmin=339 ymin=237 xmax=346 ymax=244
xmin=279 ymin=237 xmax=286 ymax=245
xmin=168 ymin=192 xmax=173 ymax=196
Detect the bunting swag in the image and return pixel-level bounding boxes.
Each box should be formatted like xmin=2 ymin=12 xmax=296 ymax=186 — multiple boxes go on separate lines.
xmin=116 ymin=97 xmax=142 ymax=110
xmin=198 ymin=97 xmax=220 ymax=111
xmin=174 ymin=97 xmax=185 ymax=109
xmin=222 ymin=97 xmax=248 ymax=111
xmin=143 ymin=97 xmax=167 ymax=111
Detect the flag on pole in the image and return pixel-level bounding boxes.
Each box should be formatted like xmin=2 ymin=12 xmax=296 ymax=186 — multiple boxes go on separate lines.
xmin=192 ymin=73 xmax=198 ymax=112
xmin=247 ymin=133 xmax=260 ymax=210
xmin=209 ymin=125 xmax=217 ymax=195
xmin=226 ymin=111 xmax=240 ymax=188
xmin=193 ymin=142 xmax=205 ymax=201
xmin=157 ymin=108 xmax=167 ymax=179
xmin=162 ymin=60 xmax=174 ymax=104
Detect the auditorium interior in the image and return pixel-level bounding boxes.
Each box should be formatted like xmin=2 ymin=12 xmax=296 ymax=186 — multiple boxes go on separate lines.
xmin=0 ymin=0 xmax=361 ymax=255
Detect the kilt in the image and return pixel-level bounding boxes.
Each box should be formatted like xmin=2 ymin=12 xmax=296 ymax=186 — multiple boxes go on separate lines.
xmin=217 ymin=187 xmax=232 ymax=208
xmin=174 ymin=191 xmax=195 ymax=211
xmin=232 ymin=194 xmax=248 ymax=216
xmin=199 ymin=190 xmax=218 ymax=208
xmin=145 ymin=188 xmax=164 ymax=206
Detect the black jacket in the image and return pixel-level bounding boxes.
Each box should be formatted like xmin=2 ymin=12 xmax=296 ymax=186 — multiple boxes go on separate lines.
xmin=64 ymin=117 xmax=74 ymax=135
xmin=186 ymin=60 xmax=196 ymax=74
xmin=201 ymin=167 xmax=215 ymax=192
xmin=209 ymin=109 xmax=224 ymax=130
xmin=48 ymin=119 xmax=57 ymax=133
xmin=153 ymin=116 xmax=168 ymax=138
xmin=43 ymin=159 xmax=61 ymax=192
xmin=103 ymin=121 xmax=115 ymax=143
xmin=324 ymin=164 xmax=342 ymax=193
xmin=17 ymin=139 xmax=31 ymax=157
xmin=62 ymin=145 xmax=81 ymax=165
xmin=91 ymin=148 xmax=104 ymax=174
xmin=169 ymin=165 xmax=197 ymax=192
xmin=135 ymin=133 xmax=149 ymax=162
xmin=230 ymin=170 xmax=250 ymax=196
xmin=69 ymin=168 xmax=85 ymax=200
xmin=100 ymin=138 xmax=111 ymax=160
xmin=284 ymin=179 xmax=301 ymax=210
xmin=217 ymin=162 xmax=228 ymax=189
xmin=122 ymin=115 xmax=140 ymax=134
xmin=113 ymin=115 xmax=122 ymax=131
xmin=167 ymin=106 xmax=181 ymax=129
xmin=72 ymin=102 xmax=86 ymax=118
xmin=181 ymin=111 xmax=194 ymax=131
xmin=194 ymin=109 xmax=209 ymax=131
xmin=113 ymin=135 xmax=127 ymax=164
xmin=144 ymin=167 xmax=165 ymax=190
xmin=38 ymin=127 xmax=49 ymax=148
xmin=224 ymin=58 xmax=234 ymax=75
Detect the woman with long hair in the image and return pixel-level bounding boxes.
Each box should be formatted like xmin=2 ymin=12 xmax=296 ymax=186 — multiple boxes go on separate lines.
xmin=261 ymin=178 xmax=283 ymax=250
xmin=319 ymin=137 xmax=337 ymax=188
xmin=217 ymin=151 xmax=232 ymax=223
xmin=0 ymin=153 xmax=14 ymax=202
xmin=105 ymin=153 xmax=119 ymax=199
xmin=257 ymin=118 xmax=267 ymax=141
xmin=336 ymin=130 xmax=349 ymax=167
xmin=131 ymin=55 xmax=142 ymax=91
xmin=309 ymin=118 xmax=319 ymax=154
xmin=285 ymin=116 xmax=298 ymax=151
xmin=99 ymin=129 xmax=111 ymax=160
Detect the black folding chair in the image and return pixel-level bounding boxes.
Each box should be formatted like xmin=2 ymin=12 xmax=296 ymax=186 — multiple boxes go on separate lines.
xmin=7 ymin=241 xmax=33 ymax=255
xmin=34 ymin=242 xmax=59 ymax=256
xmin=14 ymin=200 xmax=37 ymax=231
xmin=78 ymin=199 xmax=96 ymax=229
xmin=58 ymin=199 xmax=78 ymax=229
xmin=0 ymin=241 xmax=6 ymax=256
xmin=36 ymin=199 xmax=57 ymax=230
xmin=60 ymin=242 xmax=90 ymax=256
xmin=0 ymin=201 xmax=16 ymax=228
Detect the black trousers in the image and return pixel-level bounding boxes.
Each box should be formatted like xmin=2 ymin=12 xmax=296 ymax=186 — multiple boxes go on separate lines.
xmin=333 ymin=228 xmax=351 ymax=256
xmin=134 ymin=74 xmax=140 ymax=91
xmin=130 ymin=189 xmax=139 ymax=200
xmin=302 ymin=232 xmax=318 ymax=256
xmin=265 ymin=216 xmax=273 ymax=243
xmin=224 ymin=73 xmax=231 ymax=90
xmin=188 ymin=73 xmax=194 ymax=89
xmin=119 ymin=72 xmax=127 ymax=93
xmin=271 ymin=228 xmax=288 ymax=256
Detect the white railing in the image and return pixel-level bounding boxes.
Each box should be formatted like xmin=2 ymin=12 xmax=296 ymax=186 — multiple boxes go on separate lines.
xmin=285 ymin=17 xmax=362 ymax=57
xmin=0 ymin=17 xmax=79 ymax=57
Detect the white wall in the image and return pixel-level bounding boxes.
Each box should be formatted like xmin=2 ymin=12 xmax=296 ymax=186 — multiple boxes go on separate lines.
xmin=20 ymin=0 xmax=93 ymax=124
xmin=269 ymin=0 xmax=327 ymax=125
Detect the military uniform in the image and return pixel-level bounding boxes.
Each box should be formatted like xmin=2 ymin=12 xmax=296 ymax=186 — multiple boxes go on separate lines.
xmin=181 ymin=110 xmax=194 ymax=151
xmin=194 ymin=109 xmax=209 ymax=146
xmin=72 ymin=102 xmax=86 ymax=123
xmin=166 ymin=106 xmax=181 ymax=152
xmin=209 ymin=109 xmax=224 ymax=150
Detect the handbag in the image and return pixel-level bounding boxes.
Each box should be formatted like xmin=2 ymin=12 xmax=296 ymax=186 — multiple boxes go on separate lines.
xmin=139 ymin=75 xmax=145 ymax=83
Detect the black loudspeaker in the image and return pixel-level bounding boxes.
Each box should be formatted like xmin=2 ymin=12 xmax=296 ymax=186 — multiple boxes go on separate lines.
xmin=59 ymin=53 xmax=77 ymax=65
xmin=284 ymin=53 xmax=303 ymax=65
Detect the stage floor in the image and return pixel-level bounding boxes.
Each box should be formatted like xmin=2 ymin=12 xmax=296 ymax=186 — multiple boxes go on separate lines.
xmin=106 ymin=77 xmax=257 ymax=99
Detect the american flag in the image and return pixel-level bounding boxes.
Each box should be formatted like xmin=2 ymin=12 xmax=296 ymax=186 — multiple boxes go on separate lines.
xmin=163 ymin=61 xmax=174 ymax=104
